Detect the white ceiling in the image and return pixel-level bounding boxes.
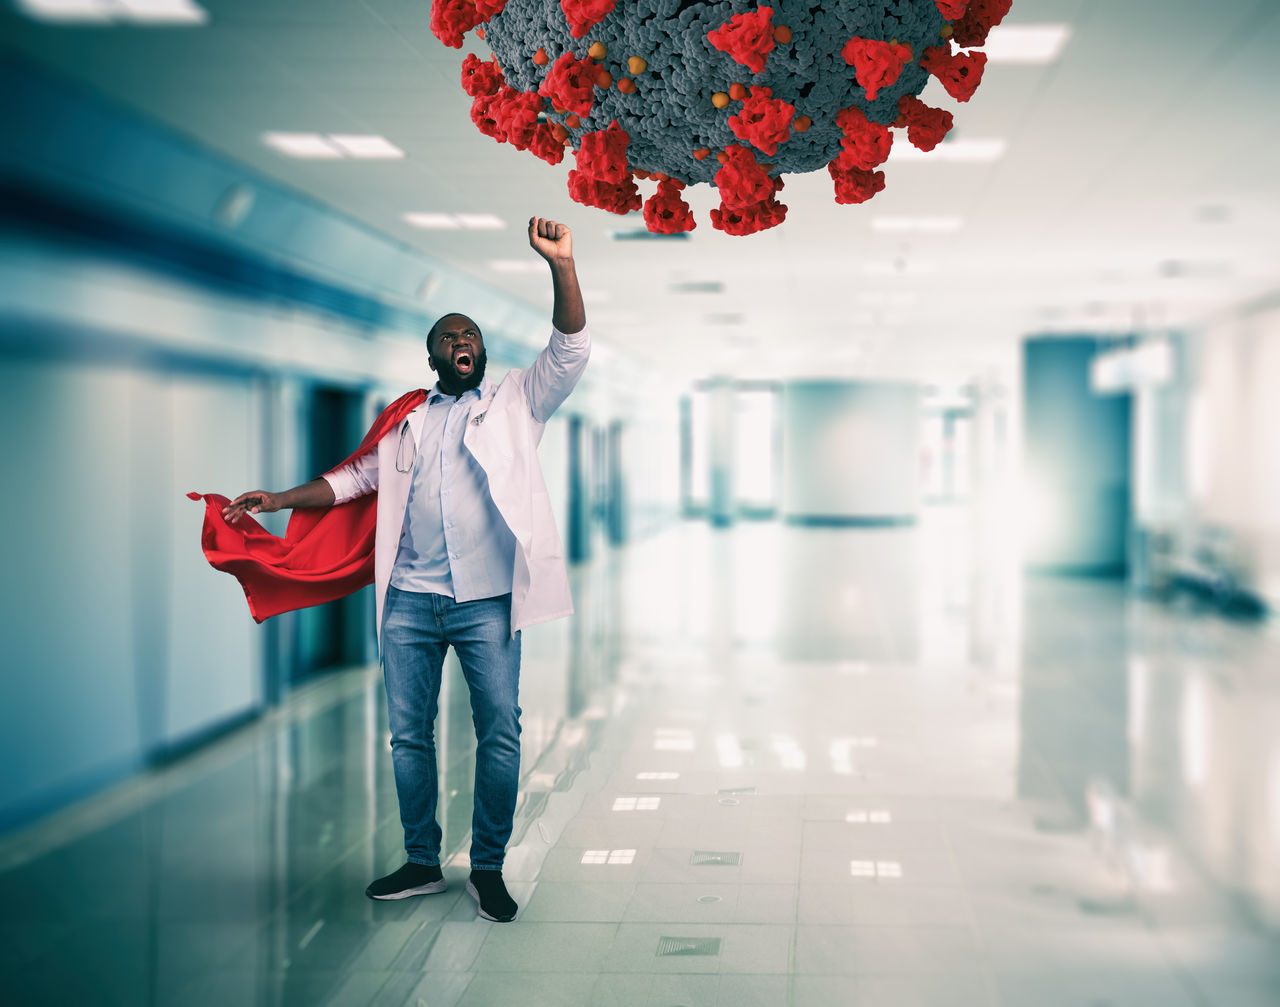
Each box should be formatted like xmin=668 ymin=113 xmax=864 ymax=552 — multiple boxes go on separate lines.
xmin=7 ymin=0 xmax=1280 ymax=384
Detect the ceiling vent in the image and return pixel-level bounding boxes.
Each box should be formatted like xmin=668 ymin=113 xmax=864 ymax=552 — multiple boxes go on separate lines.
xmin=608 ymin=229 xmax=690 ymax=241
xmin=669 ymin=281 xmax=725 ymax=294
xmin=690 ymin=850 xmax=742 ymax=866
xmin=655 ymin=936 xmax=722 ymax=957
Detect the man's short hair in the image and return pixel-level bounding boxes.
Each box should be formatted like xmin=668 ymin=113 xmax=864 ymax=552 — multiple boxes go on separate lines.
xmin=427 ymin=312 xmax=478 ymax=353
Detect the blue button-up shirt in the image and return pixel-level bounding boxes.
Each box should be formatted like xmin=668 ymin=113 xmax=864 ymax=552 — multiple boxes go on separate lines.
xmin=389 ymin=377 xmax=517 ymax=600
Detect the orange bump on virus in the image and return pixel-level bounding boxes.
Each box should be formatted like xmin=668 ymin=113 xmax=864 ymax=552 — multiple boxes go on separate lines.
xmin=437 ymin=0 xmax=1014 ymax=235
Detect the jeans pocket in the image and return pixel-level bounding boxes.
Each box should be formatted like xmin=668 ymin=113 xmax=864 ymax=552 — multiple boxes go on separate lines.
xmin=383 ymin=585 xmax=406 ymax=634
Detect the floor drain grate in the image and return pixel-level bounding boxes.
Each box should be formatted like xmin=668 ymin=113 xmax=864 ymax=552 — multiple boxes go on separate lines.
xmin=690 ymin=850 xmax=742 ymax=866
xmin=716 ymin=786 xmax=757 ymax=796
xmin=656 ymin=936 xmax=722 ymax=957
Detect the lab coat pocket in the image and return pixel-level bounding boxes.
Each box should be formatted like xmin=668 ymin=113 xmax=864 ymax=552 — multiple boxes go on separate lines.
xmin=469 ymin=408 xmax=516 ymax=463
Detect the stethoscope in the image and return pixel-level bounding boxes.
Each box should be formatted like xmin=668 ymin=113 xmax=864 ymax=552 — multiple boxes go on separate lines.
xmin=395 ymin=402 xmax=488 ymax=473
xmin=395 ymin=421 xmax=416 ymax=473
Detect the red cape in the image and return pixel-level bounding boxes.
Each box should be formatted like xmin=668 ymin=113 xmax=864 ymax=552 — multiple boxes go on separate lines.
xmin=188 ymin=389 xmax=428 ymax=622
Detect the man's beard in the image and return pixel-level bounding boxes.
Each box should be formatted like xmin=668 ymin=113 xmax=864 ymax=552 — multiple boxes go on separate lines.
xmin=433 ymin=347 xmax=487 ymax=393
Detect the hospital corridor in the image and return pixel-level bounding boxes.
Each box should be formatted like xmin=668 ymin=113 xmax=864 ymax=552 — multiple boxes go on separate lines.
xmin=3 ymin=0 xmax=1280 ymax=1005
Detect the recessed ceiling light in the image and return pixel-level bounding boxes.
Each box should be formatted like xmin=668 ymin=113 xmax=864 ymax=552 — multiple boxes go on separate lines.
xmin=872 ymin=216 xmax=963 ymax=234
xmin=489 ymin=259 xmax=544 ymax=273
xmin=404 ymin=213 xmax=461 ymax=230
xmin=406 ymin=213 xmax=508 ymax=230
xmin=846 ymin=810 xmax=893 ymax=823
xmin=117 ymin=0 xmax=207 ymax=22
xmin=716 ymin=734 xmax=744 ymax=769
xmin=328 ymin=134 xmax=405 ymax=159
xmin=17 ymin=0 xmax=112 ymax=21
xmin=653 ymin=727 xmax=695 ymax=752
xmin=978 ymin=25 xmax=1071 ymax=64
xmin=454 ymin=213 xmax=506 ymax=230
xmin=264 ymin=132 xmax=404 ymax=160
xmin=888 ymin=139 xmax=1006 ymax=163
xmin=18 ymin=0 xmax=208 ymax=23
xmin=581 ymin=849 xmax=635 ymax=865
xmin=262 ymin=132 xmax=344 ymax=159
xmin=611 ymin=796 xmax=661 ymax=811
xmin=771 ymin=735 xmax=806 ymax=770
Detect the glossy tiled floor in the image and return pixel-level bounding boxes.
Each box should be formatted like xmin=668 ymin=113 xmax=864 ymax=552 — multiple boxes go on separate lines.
xmin=3 ymin=514 xmax=1279 ymax=1006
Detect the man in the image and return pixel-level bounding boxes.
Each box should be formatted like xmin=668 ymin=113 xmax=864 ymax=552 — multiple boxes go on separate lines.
xmin=220 ymin=216 xmax=588 ymax=922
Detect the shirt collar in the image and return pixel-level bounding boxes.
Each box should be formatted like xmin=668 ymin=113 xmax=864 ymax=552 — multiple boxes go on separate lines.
xmin=427 ymin=375 xmax=490 ymax=404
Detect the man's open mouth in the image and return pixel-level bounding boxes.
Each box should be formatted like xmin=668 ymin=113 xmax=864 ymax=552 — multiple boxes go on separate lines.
xmin=454 ymin=350 xmax=473 ymax=372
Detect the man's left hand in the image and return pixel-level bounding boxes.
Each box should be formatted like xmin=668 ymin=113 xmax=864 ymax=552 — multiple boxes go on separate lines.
xmin=528 ymin=216 xmax=573 ymax=264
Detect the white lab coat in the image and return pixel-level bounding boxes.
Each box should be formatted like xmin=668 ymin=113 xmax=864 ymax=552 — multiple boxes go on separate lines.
xmin=322 ymin=325 xmax=590 ymax=644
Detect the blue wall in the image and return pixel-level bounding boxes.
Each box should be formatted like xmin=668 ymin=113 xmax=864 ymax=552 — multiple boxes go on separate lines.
xmin=1022 ymin=338 xmax=1132 ymax=574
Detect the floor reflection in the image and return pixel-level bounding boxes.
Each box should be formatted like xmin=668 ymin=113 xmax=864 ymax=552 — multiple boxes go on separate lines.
xmin=1 ymin=513 xmax=1278 ymax=1005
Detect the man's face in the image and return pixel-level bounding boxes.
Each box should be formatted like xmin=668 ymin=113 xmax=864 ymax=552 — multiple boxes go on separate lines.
xmin=428 ymin=314 xmax=487 ymax=392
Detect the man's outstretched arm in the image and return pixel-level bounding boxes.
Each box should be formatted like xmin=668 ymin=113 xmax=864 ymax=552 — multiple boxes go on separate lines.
xmin=524 ymin=216 xmax=590 ymax=423
xmin=529 ymin=216 xmax=585 ymax=335
xmin=222 ymin=479 xmax=336 ymax=524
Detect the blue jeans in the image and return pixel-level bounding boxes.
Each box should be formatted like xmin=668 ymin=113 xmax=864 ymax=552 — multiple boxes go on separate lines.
xmin=381 ymin=587 xmax=522 ymax=871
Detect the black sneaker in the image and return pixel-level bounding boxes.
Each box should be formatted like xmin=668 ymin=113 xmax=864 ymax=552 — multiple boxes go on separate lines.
xmin=366 ymin=862 xmax=447 ymax=901
xmin=466 ymin=869 xmax=518 ymax=922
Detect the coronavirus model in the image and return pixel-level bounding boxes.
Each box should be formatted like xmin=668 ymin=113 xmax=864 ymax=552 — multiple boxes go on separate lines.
xmin=432 ymin=0 xmax=1012 ymax=235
